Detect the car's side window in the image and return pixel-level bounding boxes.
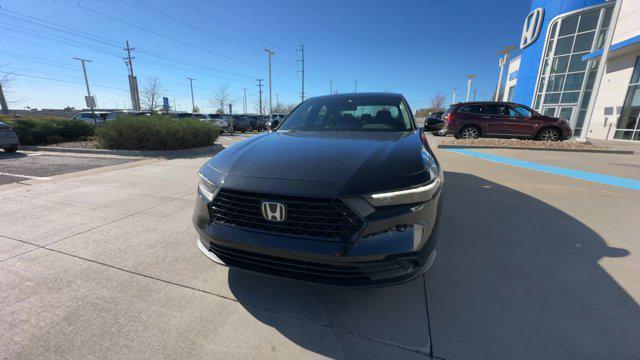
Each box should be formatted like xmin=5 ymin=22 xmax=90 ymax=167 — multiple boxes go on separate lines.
xmin=510 ymin=105 xmax=533 ymax=118
xmin=459 ymin=105 xmax=482 ymax=114
xmin=483 ymin=105 xmax=510 ymax=116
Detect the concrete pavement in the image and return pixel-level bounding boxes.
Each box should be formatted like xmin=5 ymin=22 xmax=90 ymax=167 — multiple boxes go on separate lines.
xmin=1 ymin=134 xmax=639 ymax=359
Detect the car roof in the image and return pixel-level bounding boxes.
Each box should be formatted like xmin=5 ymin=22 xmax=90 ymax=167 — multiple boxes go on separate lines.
xmin=454 ymin=101 xmax=525 ymax=106
xmin=307 ymin=92 xmax=404 ymax=101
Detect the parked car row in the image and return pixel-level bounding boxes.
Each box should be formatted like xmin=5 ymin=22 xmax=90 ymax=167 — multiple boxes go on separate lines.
xmin=427 ymin=101 xmax=571 ymax=141
xmin=69 ymin=110 xmax=285 ymax=134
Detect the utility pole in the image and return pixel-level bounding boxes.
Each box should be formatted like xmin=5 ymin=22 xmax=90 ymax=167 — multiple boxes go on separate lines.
xmin=466 ymin=74 xmax=476 ymax=102
xmin=123 ymin=41 xmax=141 ymax=111
xmin=242 ymin=88 xmax=248 ymax=114
xmin=73 ymin=57 xmax=97 ymax=124
xmin=579 ymin=0 xmax=623 ymax=142
xmin=495 ymin=46 xmax=516 ymax=101
xmin=276 ymin=94 xmax=280 ymax=105
xmin=264 ymin=49 xmax=274 ymax=119
xmin=473 ymin=88 xmax=477 ymax=101
xmin=186 ymin=77 xmax=196 ymax=112
xmin=452 ymin=87 xmax=458 ymax=104
xmin=329 ymin=80 xmax=333 ymax=94
xmin=296 ymin=44 xmax=305 ymax=102
xmin=257 ymin=79 xmax=264 ymax=115
xmin=354 ymin=80 xmax=358 ymax=93
xmin=0 ymin=80 xmax=9 ymax=114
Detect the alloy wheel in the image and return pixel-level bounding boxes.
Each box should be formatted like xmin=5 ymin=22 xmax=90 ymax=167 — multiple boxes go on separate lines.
xmin=461 ymin=127 xmax=479 ymax=139
xmin=540 ymin=129 xmax=559 ymax=141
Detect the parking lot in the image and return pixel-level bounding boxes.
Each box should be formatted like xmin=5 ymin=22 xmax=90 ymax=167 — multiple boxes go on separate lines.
xmin=0 ymin=152 xmax=140 ymax=185
xmin=1 ymin=134 xmax=639 ymax=359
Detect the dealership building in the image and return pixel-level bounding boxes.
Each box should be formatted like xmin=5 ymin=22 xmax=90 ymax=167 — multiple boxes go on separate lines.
xmin=505 ymin=0 xmax=640 ymax=141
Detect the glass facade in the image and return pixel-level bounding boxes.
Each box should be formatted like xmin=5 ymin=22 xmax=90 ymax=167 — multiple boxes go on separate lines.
xmin=614 ymin=57 xmax=640 ymax=140
xmin=533 ymin=4 xmax=613 ymax=136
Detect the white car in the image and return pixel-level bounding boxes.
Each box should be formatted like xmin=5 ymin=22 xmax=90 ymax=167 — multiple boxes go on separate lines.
xmin=205 ymin=114 xmax=230 ymax=132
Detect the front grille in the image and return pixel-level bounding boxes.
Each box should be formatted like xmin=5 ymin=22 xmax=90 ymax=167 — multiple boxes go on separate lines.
xmin=209 ymin=189 xmax=364 ymax=241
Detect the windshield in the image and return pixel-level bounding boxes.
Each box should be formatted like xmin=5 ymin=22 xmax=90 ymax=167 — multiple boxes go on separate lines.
xmin=278 ymin=96 xmax=413 ymax=132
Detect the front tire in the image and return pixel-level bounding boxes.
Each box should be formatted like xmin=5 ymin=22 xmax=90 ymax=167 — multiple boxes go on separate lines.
xmin=459 ymin=126 xmax=480 ymax=139
xmin=3 ymin=146 xmax=18 ymax=153
xmin=536 ymin=128 xmax=560 ymax=141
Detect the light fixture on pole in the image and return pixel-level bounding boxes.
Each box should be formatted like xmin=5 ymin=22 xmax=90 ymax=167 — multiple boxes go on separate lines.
xmin=465 ymin=75 xmax=476 ymax=102
xmin=495 ymin=46 xmax=517 ymax=101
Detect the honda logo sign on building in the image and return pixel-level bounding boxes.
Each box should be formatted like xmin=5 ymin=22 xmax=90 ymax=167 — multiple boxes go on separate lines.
xmin=520 ymin=8 xmax=544 ymax=49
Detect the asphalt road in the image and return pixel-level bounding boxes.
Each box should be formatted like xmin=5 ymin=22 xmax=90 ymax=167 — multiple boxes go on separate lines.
xmin=0 ymin=134 xmax=639 ymax=359
xmin=0 ymin=151 xmax=138 ymax=185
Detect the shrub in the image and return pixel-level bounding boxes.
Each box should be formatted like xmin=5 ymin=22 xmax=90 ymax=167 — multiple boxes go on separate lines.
xmin=4 ymin=118 xmax=94 ymax=145
xmin=96 ymin=115 xmax=220 ymax=150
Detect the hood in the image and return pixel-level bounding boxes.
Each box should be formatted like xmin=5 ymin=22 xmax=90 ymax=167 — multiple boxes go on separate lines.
xmin=205 ymin=131 xmax=433 ymax=196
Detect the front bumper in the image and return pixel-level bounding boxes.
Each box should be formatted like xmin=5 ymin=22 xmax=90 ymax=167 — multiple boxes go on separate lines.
xmin=193 ymin=188 xmax=442 ymax=287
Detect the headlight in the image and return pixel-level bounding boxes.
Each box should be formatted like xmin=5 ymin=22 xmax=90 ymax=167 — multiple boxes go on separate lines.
xmin=365 ymin=162 xmax=441 ymax=207
xmin=198 ymin=173 xmax=216 ymax=202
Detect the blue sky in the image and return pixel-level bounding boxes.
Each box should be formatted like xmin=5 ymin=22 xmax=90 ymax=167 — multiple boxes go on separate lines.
xmin=1 ymin=0 xmax=531 ymax=113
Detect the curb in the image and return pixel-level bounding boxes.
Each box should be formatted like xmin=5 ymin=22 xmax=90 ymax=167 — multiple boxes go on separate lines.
xmin=19 ymin=144 xmax=224 ymax=157
xmin=437 ymin=144 xmax=635 ymax=155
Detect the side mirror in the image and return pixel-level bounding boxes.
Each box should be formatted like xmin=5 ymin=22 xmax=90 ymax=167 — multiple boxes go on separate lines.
xmin=423 ymin=117 xmax=445 ymax=131
xmin=265 ymin=119 xmax=280 ymax=131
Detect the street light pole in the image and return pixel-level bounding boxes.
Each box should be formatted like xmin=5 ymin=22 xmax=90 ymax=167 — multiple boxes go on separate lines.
xmin=186 ymin=77 xmax=196 ymax=112
xmin=452 ymin=87 xmax=458 ymax=104
xmin=466 ymin=74 xmax=476 ymax=102
xmin=242 ymin=88 xmax=248 ymax=114
xmin=73 ymin=57 xmax=96 ymax=124
xmin=329 ymin=80 xmax=333 ymax=94
xmin=495 ymin=46 xmax=516 ymax=101
xmin=264 ymin=49 xmax=274 ymax=120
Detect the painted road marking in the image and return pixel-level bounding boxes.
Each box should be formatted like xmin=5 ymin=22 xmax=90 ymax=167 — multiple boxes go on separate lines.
xmin=446 ymin=148 xmax=640 ymax=191
xmin=0 ymin=172 xmax=51 ymax=180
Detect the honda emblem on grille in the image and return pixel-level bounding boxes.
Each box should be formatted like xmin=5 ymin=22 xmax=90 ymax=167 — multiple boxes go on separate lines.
xmin=261 ymin=201 xmax=287 ymax=222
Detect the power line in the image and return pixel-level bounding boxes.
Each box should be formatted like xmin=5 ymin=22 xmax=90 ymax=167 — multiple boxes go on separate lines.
xmin=0 ymin=70 xmax=128 ymax=91
xmin=137 ymin=1 xmax=262 ymax=57
xmin=77 ymin=2 xmax=264 ymax=70
xmin=0 ymin=9 xmax=299 ymax=88
xmin=0 ymin=19 xmax=258 ymax=85
xmin=181 ymin=0 xmax=281 ymax=54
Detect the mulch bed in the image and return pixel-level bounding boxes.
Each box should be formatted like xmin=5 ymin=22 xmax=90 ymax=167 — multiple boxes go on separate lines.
xmin=47 ymin=140 xmax=102 ymax=149
xmin=439 ymin=138 xmax=609 ymax=151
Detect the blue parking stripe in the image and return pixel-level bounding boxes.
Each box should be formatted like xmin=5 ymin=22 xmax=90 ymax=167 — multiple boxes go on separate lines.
xmin=446 ymin=148 xmax=640 ymax=191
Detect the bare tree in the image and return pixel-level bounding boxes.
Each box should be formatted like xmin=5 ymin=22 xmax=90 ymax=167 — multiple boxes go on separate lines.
xmin=210 ymin=84 xmax=231 ymax=114
xmin=272 ymin=101 xmax=286 ymax=114
xmin=141 ymin=76 xmax=164 ymax=111
xmin=0 ymin=71 xmax=26 ymax=114
xmin=429 ymin=92 xmax=446 ymax=111
xmin=284 ymin=103 xmax=298 ymax=114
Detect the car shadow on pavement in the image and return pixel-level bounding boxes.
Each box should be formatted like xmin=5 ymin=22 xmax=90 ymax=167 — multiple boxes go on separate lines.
xmin=0 ymin=151 xmax=28 ymax=159
xmin=427 ymin=172 xmax=640 ymax=359
xmin=227 ymin=268 xmax=431 ymax=359
xmin=227 ymin=171 xmax=640 ymax=359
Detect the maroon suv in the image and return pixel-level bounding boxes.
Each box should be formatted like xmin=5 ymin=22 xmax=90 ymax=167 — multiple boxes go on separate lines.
xmin=442 ymin=102 xmax=572 ymax=141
